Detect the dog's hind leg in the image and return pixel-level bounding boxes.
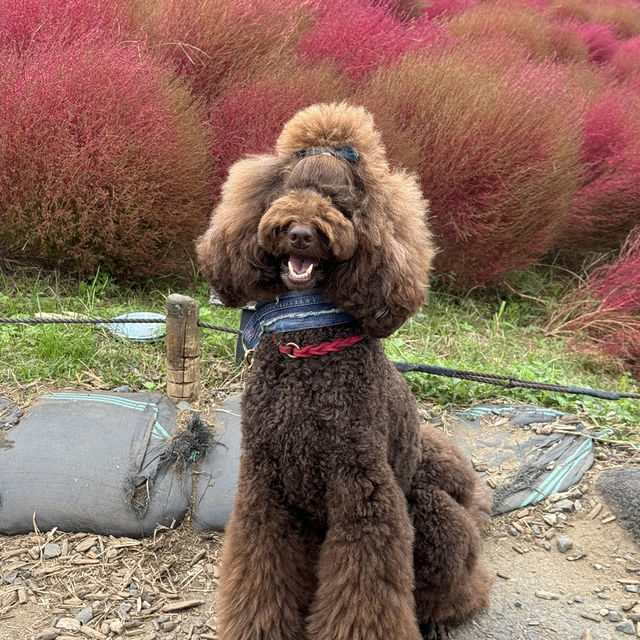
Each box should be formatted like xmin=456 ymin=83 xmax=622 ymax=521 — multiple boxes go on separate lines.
xmin=216 ymin=467 xmax=316 ymax=640
xmin=306 ymin=464 xmax=422 ymax=640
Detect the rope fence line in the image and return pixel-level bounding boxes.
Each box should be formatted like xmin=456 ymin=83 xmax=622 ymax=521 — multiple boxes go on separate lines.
xmin=1 ymin=304 xmax=639 ymax=402
xmin=0 ymin=316 xmax=242 ymax=335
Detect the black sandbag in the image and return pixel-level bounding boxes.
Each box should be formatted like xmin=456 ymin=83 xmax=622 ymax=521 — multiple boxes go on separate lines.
xmin=192 ymin=394 xmax=242 ymax=531
xmin=454 ymin=404 xmax=596 ymax=515
xmin=597 ymin=468 xmax=640 ymax=544
xmin=0 ymin=392 xmax=202 ymax=537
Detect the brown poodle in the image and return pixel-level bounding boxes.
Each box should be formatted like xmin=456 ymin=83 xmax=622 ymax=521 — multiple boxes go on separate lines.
xmin=197 ymin=102 xmax=490 ymax=640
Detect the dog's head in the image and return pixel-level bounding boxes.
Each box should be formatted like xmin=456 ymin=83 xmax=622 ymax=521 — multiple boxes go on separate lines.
xmin=197 ymin=102 xmax=435 ymax=338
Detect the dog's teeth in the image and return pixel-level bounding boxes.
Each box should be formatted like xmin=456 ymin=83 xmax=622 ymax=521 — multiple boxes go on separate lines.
xmin=288 ymin=260 xmax=314 ymax=280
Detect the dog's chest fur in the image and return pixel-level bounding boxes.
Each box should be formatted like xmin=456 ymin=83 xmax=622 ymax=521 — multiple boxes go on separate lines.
xmin=240 ymin=325 xmax=421 ymax=524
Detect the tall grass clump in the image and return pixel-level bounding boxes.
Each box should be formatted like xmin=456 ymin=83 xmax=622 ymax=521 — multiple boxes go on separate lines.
xmin=557 ymin=85 xmax=640 ymax=252
xmin=297 ymin=0 xmax=441 ymax=81
xmin=0 ymin=39 xmax=212 ymax=278
xmin=125 ymin=0 xmax=311 ymax=102
xmin=209 ymin=64 xmax=348 ymax=189
xmin=358 ymin=48 xmax=584 ymax=288
xmin=548 ymin=228 xmax=640 ymax=371
xmin=0 ymin=0 xmax=129 ymax=52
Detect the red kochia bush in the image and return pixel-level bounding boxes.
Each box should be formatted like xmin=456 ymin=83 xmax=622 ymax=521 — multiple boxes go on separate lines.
xmin=0 ymin=0 xmax=128 ymax=51
xmin=557 ymin=85 xmax=640 ymax=252
xmin=357 ymin=49 xmax=584 ymax=287
xmin=447 ymin=2 xmax=588 ymax=61
xmin=550 ymin=0 xmax=640 ymax=38
xmin=127 ymin=0 xmax=310 ymax=101
xmin=297 ymin=0 xmax=442 ymax=81
xmin=548 ymin=228 xmax=640 ymax=370
xmin=0 ymin=39 xmax=212 ymax=277
xmin=209 ymin=64 xmax=348 ymax=190
xmin=609 ymin=36 xmax=640 ymax=84
xmin=574 ymin=22 xmax=620 ymax=63
xmin=423 ymin=0 xmax=477 ymax=19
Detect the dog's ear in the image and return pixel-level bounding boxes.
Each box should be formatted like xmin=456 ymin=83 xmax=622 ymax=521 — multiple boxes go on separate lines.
xmin=196 ymin=155 xmax=286 ymax=307
xmin=321 ymin=171 xmax=435 ymax=338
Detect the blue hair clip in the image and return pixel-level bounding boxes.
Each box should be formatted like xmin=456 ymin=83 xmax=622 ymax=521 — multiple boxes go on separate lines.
xmin=296 ymin=146 xmax=359 ymax=163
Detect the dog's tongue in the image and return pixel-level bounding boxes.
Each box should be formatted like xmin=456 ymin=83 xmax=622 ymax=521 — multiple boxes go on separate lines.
xmin=288 ymin=256 xmax=315 ymax=276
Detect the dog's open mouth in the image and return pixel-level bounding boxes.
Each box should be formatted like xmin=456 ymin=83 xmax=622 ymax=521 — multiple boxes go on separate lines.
xmin=285 ymin=255 xmax=319 ymax=287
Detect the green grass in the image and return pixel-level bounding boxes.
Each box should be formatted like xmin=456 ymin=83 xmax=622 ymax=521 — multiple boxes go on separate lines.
xmin=1 ymin=264 xmax=638 ymax=441
xmin=0 ymin=267 xmax=240 ymax=393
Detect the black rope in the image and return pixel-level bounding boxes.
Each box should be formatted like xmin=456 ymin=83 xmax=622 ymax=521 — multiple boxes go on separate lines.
xmin=393 ymin=362 xmax=640 ymax=401
xmin=197 ymin=321 xmax=241 ymax=335
xmin=0 ymin=316 xmax=241 ymax=335
xmin=0 ymin=316 xmax=637 ymax=400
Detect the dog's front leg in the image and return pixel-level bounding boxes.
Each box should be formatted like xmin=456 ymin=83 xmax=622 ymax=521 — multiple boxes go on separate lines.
xmin=216 ymin=463 xmax=314 ymax=640
xmin=307 ymin=464 xmax=422 ymax=640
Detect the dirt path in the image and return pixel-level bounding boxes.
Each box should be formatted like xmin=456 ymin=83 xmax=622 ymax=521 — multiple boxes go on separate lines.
xmin=1 ymin=399 xmax=638 ymax=640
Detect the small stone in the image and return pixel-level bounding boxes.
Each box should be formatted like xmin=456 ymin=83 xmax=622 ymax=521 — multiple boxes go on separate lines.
xmin=120 ymin=603 xmax=133 ymax=614
xmin=531 ymin=524 xmax=542 ymax=535
xmin=76 ymin=606 xmax=93 ymax=625
xmin=28 ymin=546 xmax=40 ymax=560
xmin=580 ymin=611 xmax=601 ymax=623
xmin=162 ymin=621 xmax=177 ymax=632
xmin=571 ymin=488 xmax=583 ymax=499
xmin=55 ymin=617 xmax=81 ymax=632
xmin=35 ymin=630 xmax=59 ymax=640
xmin=593 ymin=564 xmax=603 ymax=570
xmin=543 ymin=541 xmax=551 ymax=551
xmin=109 ymin=619 xmax=125 ymax=634
xmin=508 ymin=526 xmax=518 ymax=536
xmin=557 ymin=536 xmax=574 ymax=553
xmin=608 ymin=611 xmax=622 ymax=622
xmin=615 ymin=620 xmax=636 ymax=635
xmin=514 ymin=601 xmax=522 ymax=608
xmin=625 ymin=584 xmax=639 ymax=593
xmin=574 ymin=500 xmax=583 ymax=511
xmin=574 ymin=596 xmax=584 ymax=603
xmin=535 ymin=590 xmax=560 ymax=600
xmin=557 ymin=513 xmax=568 ymax=522
xmin=114 ymin=385 xmax=133 ymax=393
xmin=549 ymin=499 xmax=574 ymax=513
xmin=542 ymin=513 xmax=557 ymax=526
xmin=597 ymin=593 xmax=610 ymax=600
xmin=176 ymin=401 xmax=193 ymax=411
xmin=43 ymin=543 xmax=61 ymax=559
xmin=2 ymin=570 xmax=18 ymax=584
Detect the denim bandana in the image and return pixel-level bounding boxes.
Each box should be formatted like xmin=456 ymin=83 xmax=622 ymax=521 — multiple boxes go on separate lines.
xmin=242 ymin=289 xmax=355 ymax=350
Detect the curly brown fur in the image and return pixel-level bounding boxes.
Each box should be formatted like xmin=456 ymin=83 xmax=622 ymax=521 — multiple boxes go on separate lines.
xmin=197 ymin=103 xmax=490 ymax=640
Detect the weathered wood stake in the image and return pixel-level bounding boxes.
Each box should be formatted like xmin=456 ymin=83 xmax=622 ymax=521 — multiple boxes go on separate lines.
xmin=166 ymin=294 xmax=200 ymax=403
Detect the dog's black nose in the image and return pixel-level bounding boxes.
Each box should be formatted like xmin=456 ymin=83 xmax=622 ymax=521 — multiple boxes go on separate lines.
xmin=288 ymin=225 xmax=314 ymax=249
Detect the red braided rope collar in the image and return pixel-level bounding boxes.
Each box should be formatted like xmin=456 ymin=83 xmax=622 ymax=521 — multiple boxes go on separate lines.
xmin=274 ymin=334 xmax=363 ymax=358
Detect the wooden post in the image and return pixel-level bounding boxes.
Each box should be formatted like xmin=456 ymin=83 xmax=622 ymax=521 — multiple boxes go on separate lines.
xmin=166 ymin=294 xmax=200 ymax=403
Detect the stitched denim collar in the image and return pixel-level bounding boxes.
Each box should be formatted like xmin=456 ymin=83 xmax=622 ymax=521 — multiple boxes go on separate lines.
xmin=242 ymin=289 xmax=354 ymax=350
